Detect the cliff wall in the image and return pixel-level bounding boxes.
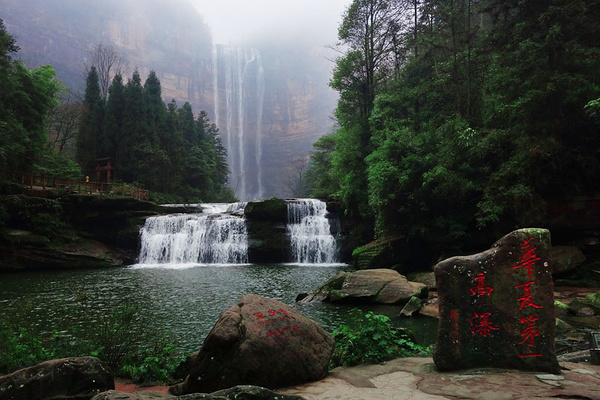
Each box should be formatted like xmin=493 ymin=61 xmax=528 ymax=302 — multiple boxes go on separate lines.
xmin=2 ymin=0 xmax=337 ymax=199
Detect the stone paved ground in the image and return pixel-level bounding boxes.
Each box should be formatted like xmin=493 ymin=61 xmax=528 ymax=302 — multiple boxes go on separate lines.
xmin=115 ymin=356 xmax=600 ymax=399
xmin=278 ymin=357 xmax=600 ymax=400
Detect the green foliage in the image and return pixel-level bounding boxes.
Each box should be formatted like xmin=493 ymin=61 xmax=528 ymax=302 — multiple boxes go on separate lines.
xmin=316 ymin=1 xmax=600 ymax=264
xmin=76 ymin=67 xmax=231 ymax=202
xmin=120 ymin=342 xmax=183 ymax=384
xmin=585 ymin=98 xmax=600 ymax=124
xmin=0 ymin=295 xmax=184 ymax=384
xmin=330 ymin=309 xmax=427 ymax=368
xmin=84 ymin=304 xmax=140 ymax=371
xmin=0 ymin=21 xmax=82 ymax=181
xmin=0 ymin=321 xmax=57 ymax=373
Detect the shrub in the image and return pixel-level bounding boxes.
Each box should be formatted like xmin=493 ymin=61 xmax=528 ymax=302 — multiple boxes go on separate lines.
xmin=330 ymin=309 xmax=428 ymax=368
xmin=0 ymin=320 xmax=58 ymax=374
xmin=120 ymin=341 xmax=184 ymax=384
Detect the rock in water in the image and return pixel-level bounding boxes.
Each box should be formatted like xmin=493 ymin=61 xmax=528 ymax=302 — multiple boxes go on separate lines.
xmin=433 ymin=228 xmax=560 ymax=373
xmin=171 ymin=294 xmax=334 ymax=395
xmin=299 ymin=269 xmax=426 ymax=304
xmin=0 ymin=356 xmax=114 ymax=400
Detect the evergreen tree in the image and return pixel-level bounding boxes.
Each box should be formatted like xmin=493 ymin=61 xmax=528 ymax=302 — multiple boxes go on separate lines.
xmin=76 ymin=66 xmax=104 ymax=176
xmin=118 ymin=69 xmax=151 ymax=183
xmin=101 ymin=74 xmax=126 ymax=162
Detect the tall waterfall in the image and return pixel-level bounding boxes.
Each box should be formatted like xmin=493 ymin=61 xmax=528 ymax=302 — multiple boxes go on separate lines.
xmin=287 ymin=199 xmax=339 ymax=264
xmin=213 ymin=44 xmax=265 ymax=202
xmin=137 ymin=203 xmax=248 ymax=265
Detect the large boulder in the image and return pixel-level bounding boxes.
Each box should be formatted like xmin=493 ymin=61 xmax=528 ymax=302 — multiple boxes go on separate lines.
xmin=433 ymin=228 xmax=560 ymax=374
xmin=0 ymin=356 xmax=114 ymax=400
xmin=352 ymin=237 xmax=407 ymax=270
xmin=550 ymin=245 xmax=587 ymax=274
xmin=171 ymin=294 xmax=333 ymax=395
xmin=299 ymin=269 xmax=427 ymax=304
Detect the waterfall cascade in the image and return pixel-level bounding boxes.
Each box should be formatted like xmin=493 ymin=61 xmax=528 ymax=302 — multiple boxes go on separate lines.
xmin=287 ymin=199 xmax=339 ymax=264
xmin=137 ymin=200 xmax=341 ymax=266
xmin=137 ymin=203 xmax=248 ymax=265
xmin=213 ymin=45 xmax=265 ymax=202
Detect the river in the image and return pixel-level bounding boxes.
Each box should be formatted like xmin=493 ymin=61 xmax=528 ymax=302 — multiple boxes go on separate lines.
xmin=0 ymin=263 xmax=437 ymax=356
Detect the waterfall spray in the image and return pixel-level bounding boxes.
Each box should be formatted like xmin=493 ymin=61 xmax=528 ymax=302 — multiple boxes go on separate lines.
xmin=138 ymin=204 xmax=248 ymax=265
xmin=287 ymin=199 xmax=339 ymax=264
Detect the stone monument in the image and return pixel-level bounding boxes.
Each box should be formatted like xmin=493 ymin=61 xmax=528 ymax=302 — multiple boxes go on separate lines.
xmin=433 ymin=228 xmax=560 ymax=373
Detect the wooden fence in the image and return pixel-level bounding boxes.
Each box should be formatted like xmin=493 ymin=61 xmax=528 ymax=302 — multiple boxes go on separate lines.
xmin=12 ymin=172 xmax=150 ymax=200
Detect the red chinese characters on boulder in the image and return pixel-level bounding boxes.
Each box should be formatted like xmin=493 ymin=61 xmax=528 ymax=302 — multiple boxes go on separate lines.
xmin=513 ymin=237 xmax=543 ymax=358
xmin=266 ymin=324 xmax=304 ymax=341
xmin=254 ymin=308 xmax=295 ymax=326
xmin=254 ymin=308 xmax=303 ymax=342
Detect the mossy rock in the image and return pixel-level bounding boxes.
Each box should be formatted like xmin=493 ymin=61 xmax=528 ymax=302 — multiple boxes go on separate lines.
xmin=584 ymin=291 xmax=600 ymax=309
xmin=244 ymin=197 xmax=287 ymax=223
xmin=554 ymin=261 xmax=600 ymax=287
xmin=352 ymin=236 xmax=412 ymax=272
xmin=244 ymin=198 xmax=289 ymax=263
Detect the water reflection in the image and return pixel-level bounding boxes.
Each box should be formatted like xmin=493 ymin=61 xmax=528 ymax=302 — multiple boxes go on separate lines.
xmin=0 ymin=264 xmax=437 ymax=355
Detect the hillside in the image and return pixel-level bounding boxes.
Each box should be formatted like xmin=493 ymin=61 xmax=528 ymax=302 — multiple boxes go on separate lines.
xmin=1 ymin=0 xmax=337 ymax=199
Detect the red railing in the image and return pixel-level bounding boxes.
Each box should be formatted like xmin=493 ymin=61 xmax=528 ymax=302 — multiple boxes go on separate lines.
xmin=12 ymin=172 xmax=150 ymax=200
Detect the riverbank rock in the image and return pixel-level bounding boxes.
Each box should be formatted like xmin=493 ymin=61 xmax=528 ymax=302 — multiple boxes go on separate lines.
xmin=0 ymin=193 xmax=164 ymax=271
xmin=550 ymin=246 xmax=587 ymax=274
xmin=299 ymin=269 xmax=427 ymax=305
xmin=0 ymin=356 xmax=113 ymax=400
xmin=434 ymin=228 xmax=560 ymax=374
xmin=352 ymin=236 xmax=406 ymax=270
xmin=0 ymin=230 xmax=126 ymax=271
xmin=171 ymin=294 xmax=334 ymax=395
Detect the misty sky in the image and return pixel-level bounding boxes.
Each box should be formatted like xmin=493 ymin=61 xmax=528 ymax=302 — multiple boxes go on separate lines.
xmin=190 ymin=0 xmax=350 ymax=46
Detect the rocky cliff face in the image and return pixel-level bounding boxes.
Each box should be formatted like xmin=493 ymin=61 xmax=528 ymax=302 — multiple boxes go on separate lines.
xmin=2 ymin=0 xmax=337 ymax=200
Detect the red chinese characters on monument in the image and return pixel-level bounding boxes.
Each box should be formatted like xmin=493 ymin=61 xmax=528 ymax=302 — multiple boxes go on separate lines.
xmin=470 ymin=312 xmax=499 ymax=337
xmin=470 ymin=272 xmax=494 ymax=296
xmin=512 ymin=237 xmax=541 ymax=278
xmin=450 ymin=309 xmax=460 ymax=344
xmin=515 ymin=281 xmax=543 ymax=310
xmin=513 ymin=237 xmax=543 ymax=358
xmin=468 ymin=271 xmax=499 ymax=338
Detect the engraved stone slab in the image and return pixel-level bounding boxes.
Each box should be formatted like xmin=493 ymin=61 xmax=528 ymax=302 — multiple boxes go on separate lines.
xmin=433 ymin=228 xmax=560 ymax=373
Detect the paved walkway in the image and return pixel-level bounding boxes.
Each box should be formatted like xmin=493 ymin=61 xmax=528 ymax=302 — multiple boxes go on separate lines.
xmin=278 ymin=357 xmax=600 ymax=400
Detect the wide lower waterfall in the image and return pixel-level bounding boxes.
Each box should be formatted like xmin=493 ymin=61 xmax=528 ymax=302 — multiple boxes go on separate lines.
xmin=137 ymin=203 xmax=248 ymax=265
xmin=287 ymin=199 xmax=339 ymax=264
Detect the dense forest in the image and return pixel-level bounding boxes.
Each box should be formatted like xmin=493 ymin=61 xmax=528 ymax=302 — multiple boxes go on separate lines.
xmin=76 ymin=65 xmax=232 ymax=202
xmin=0 ymin=20 xmax=232 ymax=203
xmin=303 ymin=0 xmax=600 ymax=259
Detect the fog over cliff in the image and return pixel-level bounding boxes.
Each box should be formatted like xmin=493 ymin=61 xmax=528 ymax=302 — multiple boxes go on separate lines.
xmin=1 ymin=0 xmax=347 ymax=200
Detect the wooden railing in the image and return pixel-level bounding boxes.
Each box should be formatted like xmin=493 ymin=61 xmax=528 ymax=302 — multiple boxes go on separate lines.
xmin=12 ymin=172 xmax=150 ymax=200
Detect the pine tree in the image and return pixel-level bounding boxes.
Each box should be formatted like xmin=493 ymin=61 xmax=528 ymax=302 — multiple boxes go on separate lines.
xmin=76 ymin=66 xmax=104 ymax=176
